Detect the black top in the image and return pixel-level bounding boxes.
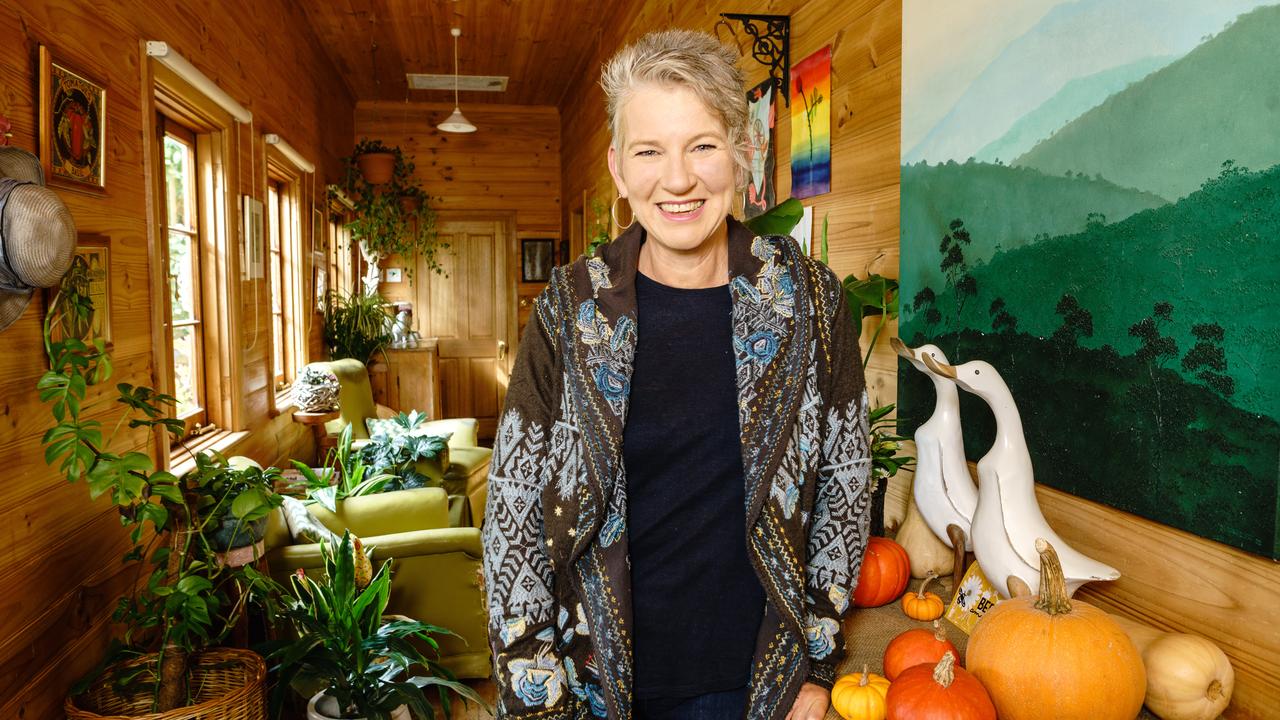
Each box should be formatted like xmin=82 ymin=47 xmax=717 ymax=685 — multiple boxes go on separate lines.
xmin=623 ymin=270 xmax=766 ymax=700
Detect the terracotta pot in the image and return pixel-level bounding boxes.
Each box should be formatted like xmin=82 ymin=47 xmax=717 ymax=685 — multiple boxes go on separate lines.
xmin=355 ymin=152 xmax=396 ymax=185
xmin=399 ymin=194 xmax=422 ymax=213
xmin=307 ymin=691 xmax=409 ymax=720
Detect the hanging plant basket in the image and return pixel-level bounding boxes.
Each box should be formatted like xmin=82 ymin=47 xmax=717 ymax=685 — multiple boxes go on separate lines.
xmin=66 ymin=647 xmax=267 ymax=720
xmin=355 ymin=152 xmax=396 ymax=185
xmin=398 ymin=193 xmax=422 ymax=214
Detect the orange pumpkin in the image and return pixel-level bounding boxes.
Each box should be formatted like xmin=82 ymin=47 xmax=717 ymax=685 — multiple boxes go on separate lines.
xmin=883 ymin=620 xmax=959 ymax=681
xmin=853 ymin=537 xmax=910 ymax=607
xmin=831 ymin=665 xmax=891 ymax=720
xmin=886 ymin=652 xmax=995 ymax=720
xmin=900 ymin=572 xmax=945 ymax=621
xmin=966 ymin=539 xmax=1146 ymax=720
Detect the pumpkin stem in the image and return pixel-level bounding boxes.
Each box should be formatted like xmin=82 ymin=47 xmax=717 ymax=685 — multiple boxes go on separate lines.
xmin=1032 ymin=538 xmax=1072 ymax=616
xmin=1207 ymin=679 xmax=1223 ymax=700
xmin=931 ymin=619 xmax=946 ymax=642
xmin=859 ymin=664 xmax=870 ymax=687
xmin=917 ymin=572 xmax=937 ymax=599
xmin=932 ymin=651 xmax=956 ymax=688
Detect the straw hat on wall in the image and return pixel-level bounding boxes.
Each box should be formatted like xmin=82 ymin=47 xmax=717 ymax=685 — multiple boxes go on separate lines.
xmin=0 ymin=147 xmax=77 ymax=331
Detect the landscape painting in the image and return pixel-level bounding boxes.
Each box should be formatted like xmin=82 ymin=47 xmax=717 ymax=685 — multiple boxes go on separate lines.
xmin=899 ymin=0 xmax=1280 ymax=558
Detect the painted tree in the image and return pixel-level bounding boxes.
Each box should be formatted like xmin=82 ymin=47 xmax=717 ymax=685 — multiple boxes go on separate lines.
xmin=1129 ymin=302 xmax=1178 ymax=369
xmin=939 ymin=218 xmax=977 ymax=317
xmin=989 ymin=297 xmax=1018 ymax=334
xmin=795 ymin=74 xmax=824 ymax=193
xmin=912 ymin=286 xmax=941 ymax=332
xmin=1181 ymin=322 xmax=1235 ymax=398
xmin=1052 ymin=293 xmax=1094 ymax=347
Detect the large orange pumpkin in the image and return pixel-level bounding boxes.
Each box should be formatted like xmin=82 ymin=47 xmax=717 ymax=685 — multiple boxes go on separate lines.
xmin=886 ymin=652 xmax=996 ymax=720
xmin=966 ymin=539 xmax=1146 ymax=720
xmin=883 ymin=620 xmax=959 ymax=681
xmin=853 ymin=537 xmax=910 ymax=607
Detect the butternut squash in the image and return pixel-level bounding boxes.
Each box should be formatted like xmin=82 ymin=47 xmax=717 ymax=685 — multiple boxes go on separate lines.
xmin=894 ymin=494 xmax=954 ymax=579
xmin=1110 ymin=615 xmax=1234 ymax=720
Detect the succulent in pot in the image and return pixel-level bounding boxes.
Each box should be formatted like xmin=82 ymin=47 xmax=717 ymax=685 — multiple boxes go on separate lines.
xmin=294 ymin=364 xmax=341 ymax=412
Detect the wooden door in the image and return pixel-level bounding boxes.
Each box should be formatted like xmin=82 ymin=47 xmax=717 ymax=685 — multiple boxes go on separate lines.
xmin=417 ymin=218 xmax=512 ymax=440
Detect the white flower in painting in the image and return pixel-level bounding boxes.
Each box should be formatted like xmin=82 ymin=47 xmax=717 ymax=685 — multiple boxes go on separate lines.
xmin=956 ymin=574 xmax=984 ymax=610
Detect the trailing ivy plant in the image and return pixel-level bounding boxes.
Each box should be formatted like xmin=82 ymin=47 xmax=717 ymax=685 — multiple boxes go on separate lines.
xmin=40 ymin=261 xmax=283 ymax=711
xmin=340 ymin=139 xmax=447 ymax=287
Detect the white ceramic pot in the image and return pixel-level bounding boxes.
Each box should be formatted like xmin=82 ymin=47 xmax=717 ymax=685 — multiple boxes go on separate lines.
xmin=307 ymin=691 xmax=410 ymax=720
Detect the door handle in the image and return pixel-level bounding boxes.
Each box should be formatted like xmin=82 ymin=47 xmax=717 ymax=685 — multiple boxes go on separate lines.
xmin=498 ymin=340 xmax=508 ymax=360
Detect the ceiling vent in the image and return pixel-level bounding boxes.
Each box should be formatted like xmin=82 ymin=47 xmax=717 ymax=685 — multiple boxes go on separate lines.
xmin=407 ymin=73 xmax=508 ymax=92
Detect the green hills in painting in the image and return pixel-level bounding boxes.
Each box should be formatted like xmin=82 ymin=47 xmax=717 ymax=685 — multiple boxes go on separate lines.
xmin=1014 ymin=4 xmax=1280 ymax=200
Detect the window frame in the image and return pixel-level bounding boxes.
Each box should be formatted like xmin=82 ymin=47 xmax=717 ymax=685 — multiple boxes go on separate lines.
xmin=145 ymin=58 xmax=246 ymax=466
xmin=264 ymin=147 xmax=308 ymax=413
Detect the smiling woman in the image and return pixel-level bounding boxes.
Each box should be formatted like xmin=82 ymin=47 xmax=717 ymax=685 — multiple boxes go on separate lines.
xmin=481 ymin=29 xmax=871 ymax=720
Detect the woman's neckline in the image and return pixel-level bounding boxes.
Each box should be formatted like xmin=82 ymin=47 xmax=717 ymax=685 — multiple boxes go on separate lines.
xmin=636 ymin=270 xmax=729 ymax=295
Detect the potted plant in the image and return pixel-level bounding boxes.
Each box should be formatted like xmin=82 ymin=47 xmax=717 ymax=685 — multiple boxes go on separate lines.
xmin=42 ymin=263 xmax=283 ymax=717
xmin=265 ymin=531 xmax=486 ymax=720
xmin=350 ymin=138 xmax=398 ymax=185
xmin=322 ymin=290 xmax=394 ymax=364
xmin=359 ymin=411 xmax=451 ymax=492
xmin=338 ymin=142 xmax=445 ymax=295
xmin=291 ymin=424 xmax=396 ymax=513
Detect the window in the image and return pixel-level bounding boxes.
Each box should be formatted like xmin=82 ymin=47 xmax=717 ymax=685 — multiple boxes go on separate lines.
xmin=327 ymin=199 xmax=356 ymax=297
xmin=160 ymin=119 xmax=208 ymax=436
xmin=267 ymin=180 xmax=292 ymax=389
xmin=150 ymin=59 xmax=247 ymax=459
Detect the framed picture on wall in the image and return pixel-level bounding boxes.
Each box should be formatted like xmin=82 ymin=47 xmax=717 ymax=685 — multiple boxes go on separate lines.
xmin=38 ymin=45 xmax=107 ymax=193
xmin=521 ymin=238 xmax=554 ymax=283
xmin=46 ymin=233 xmax=112 ymax=348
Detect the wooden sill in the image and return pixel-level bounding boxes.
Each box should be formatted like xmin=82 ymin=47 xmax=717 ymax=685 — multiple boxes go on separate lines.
xmin=169 ymin=429 xmax=250 ymax=477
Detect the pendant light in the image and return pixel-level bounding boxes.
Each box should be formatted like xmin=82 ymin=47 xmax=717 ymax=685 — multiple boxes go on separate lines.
xmin=438 ymin=27 xmax=477 ymax=133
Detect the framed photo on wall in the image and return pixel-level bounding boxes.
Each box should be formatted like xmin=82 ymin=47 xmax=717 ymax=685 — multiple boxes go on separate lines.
xmin=38 ymin=45 xmax=107 ymax=193
xmin=46 ymin=233 xmax=112 ymax=348
xmin=521 ymin=238 xmax=554 ymax=283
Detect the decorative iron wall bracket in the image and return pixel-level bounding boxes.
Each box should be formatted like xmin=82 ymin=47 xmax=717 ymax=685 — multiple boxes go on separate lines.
xmin=720 ymin=13 xmax=791 ymax=106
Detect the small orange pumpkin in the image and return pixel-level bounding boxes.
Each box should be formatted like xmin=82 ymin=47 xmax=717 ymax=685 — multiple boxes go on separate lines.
xmin=886 ymin=651 xmax=996 ymax=720
xmin=831 ymin=665 xmax=891 ymax=720
xmin=966 ymin=539 xmax=1146 ymax=720
xmin=853 ymin=537 xmax=911 ymax=607
xmin=883 ymin=619 xmax=959 ymax=681
xmin=900 ymin=572 xmax=945 ymax=621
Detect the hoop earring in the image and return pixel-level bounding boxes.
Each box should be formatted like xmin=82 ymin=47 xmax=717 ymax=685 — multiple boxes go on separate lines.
xmin=611 ymin=195 xmax=634 ymax=230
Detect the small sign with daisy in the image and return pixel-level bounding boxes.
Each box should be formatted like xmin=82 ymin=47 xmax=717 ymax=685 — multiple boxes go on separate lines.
xmin=945 ymin=562 xmax=1003 ymax=634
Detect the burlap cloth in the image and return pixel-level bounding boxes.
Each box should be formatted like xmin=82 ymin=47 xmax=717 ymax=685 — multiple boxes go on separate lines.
xmin=822 ymin=576 xmax=1158 ymax=720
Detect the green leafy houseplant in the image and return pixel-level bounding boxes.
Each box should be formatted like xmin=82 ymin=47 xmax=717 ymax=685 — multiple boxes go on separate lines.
xmin=291 ymin=424 xmax=395 ymax=514
xmin=265 ymin=531 xmax=485 ymax=719
xmin=359 ymin=412 xmax=450 ymax=491
xmin=40 ymin=261 xmax=283 ymax=712
xmin=339 ymin=139 xmax=446 ymax=294
xmin=323 ymin=290 xmax=394 ymax=363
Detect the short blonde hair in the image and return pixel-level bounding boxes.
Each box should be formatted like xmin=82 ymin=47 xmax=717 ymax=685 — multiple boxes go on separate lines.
xmin=601 ymin=30 xmax=750 ymax=188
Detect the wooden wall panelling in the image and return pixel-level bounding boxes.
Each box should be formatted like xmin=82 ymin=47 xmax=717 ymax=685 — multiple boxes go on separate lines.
xmin=558 ymin=1 xmax=1279 ymax=717
xmin=0 ymin=0 xmax=353 ymax=712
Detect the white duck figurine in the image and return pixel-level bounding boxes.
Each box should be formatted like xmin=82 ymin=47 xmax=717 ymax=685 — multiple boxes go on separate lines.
xmin=891 ymin=338 xmax=978 ymax=553
xmin=922 ymin=354 xmax=1120 ymax=598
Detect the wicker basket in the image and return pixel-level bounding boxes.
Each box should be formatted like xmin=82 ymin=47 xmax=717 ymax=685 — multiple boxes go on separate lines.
xmin=65 ymin=647 xmax=266 ymax=720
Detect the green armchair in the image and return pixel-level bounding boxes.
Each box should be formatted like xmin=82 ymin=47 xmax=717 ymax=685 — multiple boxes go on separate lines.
xmin=310 ymin=359 xmax=491 ymax=528
xmin=264 ymin=486 xmax=490 ymax=679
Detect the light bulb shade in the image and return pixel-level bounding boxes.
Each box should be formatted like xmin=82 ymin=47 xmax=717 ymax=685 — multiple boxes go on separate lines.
xmin=437 ymin=107 xmax=477 ymax=133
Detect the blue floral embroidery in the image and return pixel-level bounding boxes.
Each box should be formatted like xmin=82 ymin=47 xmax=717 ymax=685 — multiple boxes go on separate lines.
xmin=599 ymin=512 xmax=625 ymax=547
xmin=804 ymin=615 xmax=841 ymax=660
xmin=740 ymin=330 xmax=779 ymax=363
xmin=508 ymin=649 xmax=567 ymax=708
xmin=584 ymin=684 xmax=608 ymax=717
xmin=594 ymin=366 xmax=629 ymax=402
xmin=778 ymin=272 xmax=794 ymax=298
xmin=730 ymin=275 xmax=760 ymax=303
xmin=500 ymin=616 xmax=528 ymax=647
xmin=610 ymin=314 xmax=634 ymax=352
xmin=828 ymin=584 xmax=850 ymax=614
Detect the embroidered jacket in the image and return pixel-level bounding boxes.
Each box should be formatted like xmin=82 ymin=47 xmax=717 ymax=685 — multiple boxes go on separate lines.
xmin=482 ymin=217 xmax=871 ymax=719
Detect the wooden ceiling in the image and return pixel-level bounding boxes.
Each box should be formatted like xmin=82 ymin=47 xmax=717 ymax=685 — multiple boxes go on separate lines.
xmin=300 ymin=0 xmax=633 ymax=106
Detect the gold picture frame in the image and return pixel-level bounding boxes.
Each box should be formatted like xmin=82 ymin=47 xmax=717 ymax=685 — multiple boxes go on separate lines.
xmin=38 ymin=45 xmax=107 ymax=193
